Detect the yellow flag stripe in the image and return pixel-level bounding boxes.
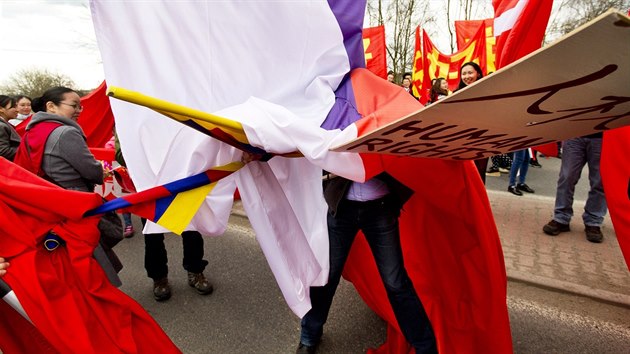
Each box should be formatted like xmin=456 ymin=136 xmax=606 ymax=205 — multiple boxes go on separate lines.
xmin=156 ymin=182 xmax=216 ymax=235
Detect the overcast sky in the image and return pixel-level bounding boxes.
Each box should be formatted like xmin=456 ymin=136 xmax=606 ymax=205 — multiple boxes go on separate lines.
xmin=0 ymin=0 xmax=102 ymax=89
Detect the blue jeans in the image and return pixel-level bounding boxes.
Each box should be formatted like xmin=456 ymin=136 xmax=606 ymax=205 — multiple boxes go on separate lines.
xmin=300 ymin=197 xmax=437 ymax=353
xmin=508 ymin=149 xmax=530 ymax=186
xmin=553 ymin=137 xmax=607 ymax=226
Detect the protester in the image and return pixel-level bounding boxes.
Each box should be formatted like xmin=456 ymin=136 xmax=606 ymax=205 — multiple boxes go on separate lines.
xmin=507 ymin=149 xmax=535 ymax=196
xmin=297 ymin=172 xmax=437 ymax=354
xmin=456 ymin=61 xmax=488 ymax=184
xmin=387 ymin=70 xmax=395 ymax=83
xmin=9 ymin=95 xmax=32 ymax=126
xmin=0 ymin=95 xmax=21 ymax=161
xmin=543 ymin=134 xmax=607 ymax=243
xmin=427 ymin=77 xmax=450 ymax=104
xmin=13 ymin=86 xmax=123 ymax=286
xmin=0 ymin=257 xmax=9 ymax=277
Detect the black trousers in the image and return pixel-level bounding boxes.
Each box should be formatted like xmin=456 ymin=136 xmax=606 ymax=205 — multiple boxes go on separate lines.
xmin=142 ymin=219 xmax=208 ymax=280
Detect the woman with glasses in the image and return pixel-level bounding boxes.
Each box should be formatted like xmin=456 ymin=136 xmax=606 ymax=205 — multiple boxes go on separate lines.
xmin=14 ymin=86 xmax=122 ymax=286
xmin=0 ymin=95 xmax=21 ymax=161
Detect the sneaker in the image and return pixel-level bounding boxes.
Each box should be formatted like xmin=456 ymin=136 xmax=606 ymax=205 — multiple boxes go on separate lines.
xmin=486 ymin=166 xmax=500 ymax=177
xmin=187 ymin=272 xmax=214 ymax=295
xmin=543 ymin=220 xmax=570 ymax=236
xmin=585 ymin=225 xmax=603 ymax=243
xmin=516 ymin=183 xmax=535 ymax=193
xmin=123 ymin=225 xmax=135 ymax=238
xmin=153 ymin=277 xmax=171 ymax=301
xmin=507 ymin=185 xmax=523 ymax=196
xmin=498 ymin=167 xmax=510 ymax=173
xmin=529 ymin=159 xmax=542 ymax=168
xmin=296 ymin=342 xmax=318 ymax=354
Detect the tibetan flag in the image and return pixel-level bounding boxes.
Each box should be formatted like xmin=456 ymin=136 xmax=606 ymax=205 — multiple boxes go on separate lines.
xmin=362 ymin=25 xmax=388 ymax=79
xmin=0 ymin=158 xmax=179 ymax=353
xmin=493 ymin=0 xmax=553 ymax=69
xmin=454 ymin=19 xmax=497 ymax=73
xmin=87 ymin=162 xmax=243 ymax=235
xmin=90 ymin=1 xmax=511 ymax=352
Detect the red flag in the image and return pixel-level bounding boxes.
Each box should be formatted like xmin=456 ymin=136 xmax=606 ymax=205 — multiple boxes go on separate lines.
xmin=417 ymin=25 xmax=487 ymax=104
xmin=493 ymin=0 xmax=553 ymax=68
xmin=0 ymin=159 xmax=180 ymax=353
xmin=362 ymin=26 xmax=388 ymax=79
xmin=454 ymin=19 xmax=497 ymax=73
xmin=602 ymin=126 xmax=630 ymax=270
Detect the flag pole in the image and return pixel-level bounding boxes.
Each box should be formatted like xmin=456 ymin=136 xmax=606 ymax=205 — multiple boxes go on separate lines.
xmin=0 ymin=279 xmax=32 ymax=324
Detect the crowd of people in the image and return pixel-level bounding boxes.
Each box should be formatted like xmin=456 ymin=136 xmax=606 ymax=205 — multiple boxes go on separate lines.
xmin=0 ymin=61 xmax=609 ymax=353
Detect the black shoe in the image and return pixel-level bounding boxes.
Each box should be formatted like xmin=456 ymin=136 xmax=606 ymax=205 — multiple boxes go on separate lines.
xmin=516 ymin=183 xmax=535 ymax=193
xmin=585 ymin=225 xmax=603 ymax=243
xmin=543 ymin=220 xmax=570 ymax=236
xmin=507 ymin=185 xmax=523 ymax=196
xmin=529 ymin=159 xmax=542 ymax=168
xmin=153 ymin=277 xmax=171 ymax=301
xmin=296 ymin=342 xmax=318 ymax=354
xmin=188 ymin=272 xmax=214 ymax=295
xmin=486 ymin=166 xmax=500 ymax=177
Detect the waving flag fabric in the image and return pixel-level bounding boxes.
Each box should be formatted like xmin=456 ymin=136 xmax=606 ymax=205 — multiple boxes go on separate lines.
xmin=0 ymin=159 xmax=179 ymax=353
xmin=90 ymin=0 xmax=510 ymax=351
xmin=454 ymin=19 xmax=496 ymax=73
xmin=493 ymin=0 xmax=553 ymax=69
xmin=362 ymin=25 xmax=388 ymax=79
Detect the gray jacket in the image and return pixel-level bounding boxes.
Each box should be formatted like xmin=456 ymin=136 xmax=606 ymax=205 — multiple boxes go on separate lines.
xmin=27 ymin=112 xmax=103 ymax=191
xmin=0 ymin=118 xmax=21 ymax=161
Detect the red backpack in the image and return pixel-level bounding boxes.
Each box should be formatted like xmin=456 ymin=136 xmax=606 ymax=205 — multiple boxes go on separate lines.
xmin=13 ymin=121 xmax=62 ymax=177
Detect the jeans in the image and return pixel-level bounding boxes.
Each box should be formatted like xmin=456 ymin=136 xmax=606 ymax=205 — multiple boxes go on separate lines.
xmin=300 ymin=197 xmax=437 ymax=353
xmin=144 ymin=231 xmax=208 ymax=280
xmin=122 ymin=213 xmax=132 ymax=227
xmin=508 ymin=149 xmax=530 ymax=186
xmin=553 ymin=137 xmax=607 ymax=226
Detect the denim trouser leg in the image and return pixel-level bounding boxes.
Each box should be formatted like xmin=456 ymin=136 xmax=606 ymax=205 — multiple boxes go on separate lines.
xmin=553 ymin=139 xmax=587 ymax=224
xmin=122 ymin=213 xmax=133 ymax=227
xmin=508 ymin=150 xmax=529 ymax=186
xmin=582 ymin=138 xmax=607 ymax=226
xmin=300 ymin=211 xmax=358 ymax=346
xmin=181 ymin=231 xmax=209 ymax=274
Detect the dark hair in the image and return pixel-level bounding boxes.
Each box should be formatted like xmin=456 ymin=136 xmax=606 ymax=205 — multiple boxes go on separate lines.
xmin=14 ymin=95 xmax=32 ymax=103
xmin=429 ymin=78 xmax=448 ymax=103
xmin=31 ymin=87 xmax=76 ymax=113
xmin=0 ymin=95 xmax=17 ymax=109
xmin=457 ymin=61 xmax=484 ymax=90
xmin=403 ymin=72 xmax=412 ymax=79
xmin=387 ymin=70 xmax=394 ymax=76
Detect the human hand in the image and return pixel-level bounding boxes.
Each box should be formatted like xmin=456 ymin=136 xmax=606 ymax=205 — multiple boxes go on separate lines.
xmin=0 ymin=257 xmax=9 ymax=277
xmin=241 ymin=151 xmax=263 ymax=164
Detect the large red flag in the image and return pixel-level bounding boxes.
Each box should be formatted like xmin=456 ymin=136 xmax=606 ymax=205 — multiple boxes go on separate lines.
xmin=493 ymin=0 xmax=553 ymax=69
xmin=414 ymin=25 xmax=486 ymax=104
xmin=362 ymin=26 xmax=388 ymax=79
xmin=0 ymin=159 xmax=180 ymax=353
xmin=454 ymin=19 xmax=497 ymax=73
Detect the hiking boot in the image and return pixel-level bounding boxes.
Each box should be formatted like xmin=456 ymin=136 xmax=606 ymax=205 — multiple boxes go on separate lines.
xmin=585 ymin=225 xmax=603 ymax=243
xmin=543 ymin=220 xmax=570 ymax=236
xmin=187 ymin=272 xmax=214 ymax=295
xmin=296 ymin=342 xmax=318 ymax=354
xmin=153 ymin=277 xmax=171 ymax=301
xmin=516 ymin=183 xmax=535 ymax=193
xmin=507 ymin=185 xmax=523 ymax=196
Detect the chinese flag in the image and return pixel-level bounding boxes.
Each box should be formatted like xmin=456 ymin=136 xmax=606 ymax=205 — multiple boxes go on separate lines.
xmin=362 ymin=25 xmax=388 ymax=79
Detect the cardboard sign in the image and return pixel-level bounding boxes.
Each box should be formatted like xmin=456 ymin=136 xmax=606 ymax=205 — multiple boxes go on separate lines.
xmin=334 ymin=10 xmax=630 ymax=160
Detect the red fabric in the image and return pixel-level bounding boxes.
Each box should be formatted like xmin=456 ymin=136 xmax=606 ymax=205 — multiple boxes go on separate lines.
xmin=412 ymin=26 xmax=486 ymax=104
xmin=90 ymin=147 xmax=116 ymax=162
xmin=13 ymin=114 xmax=32 ymax=136
xmin=0 ymin=300 xmax=58 ymax=354
xmin=454 ymin=19 xmax=497 ymax=73
xmin=601 ymin=127 xmax=630 ymax=270
xmin=493 ymin=0 xmax=553 ymax=69
xmin=532 ymin=142 xmax=559 ymax=158
xmin=362 ymin=26 xmax=388 ymax=79
xmin=13 ymin=121 xmax=62 ymax=177
xmin=0 ymin=159 xmax=180 ymax=353
xmin=345 ymin=69 xmax=512 ymax=353
xmin=77 ymin=81 xmax=116 ymax=148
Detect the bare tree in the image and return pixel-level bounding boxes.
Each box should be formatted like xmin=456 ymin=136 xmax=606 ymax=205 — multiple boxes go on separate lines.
xmin=366 ymin=0 xmax=435 ymax=81
xmin=0 ymin=68 xmax=77 ymax=98
xmin=547 ymin=0 xmax=630 ymax=43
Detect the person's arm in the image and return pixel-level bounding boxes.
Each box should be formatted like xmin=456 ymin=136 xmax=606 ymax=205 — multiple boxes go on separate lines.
xmin=0 ymin=257 xmax=9 ymax=277
xmin=0 ymin=126 xmax=16 ymax=161
xmin=57 ymin=128 xmax=105 ymax=185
